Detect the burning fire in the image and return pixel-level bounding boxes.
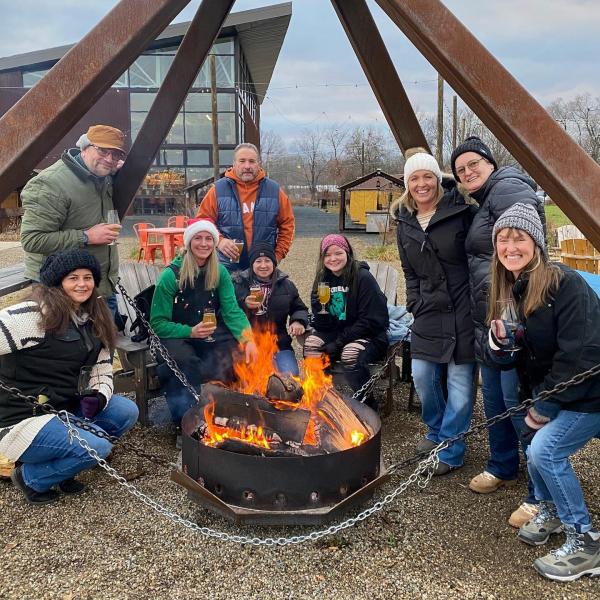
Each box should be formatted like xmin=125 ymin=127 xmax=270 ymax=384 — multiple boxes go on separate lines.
xmin=200 ymin=327 xmax=370 ymax=451
xmin=202 ymin=400 xmax=271 ymax=449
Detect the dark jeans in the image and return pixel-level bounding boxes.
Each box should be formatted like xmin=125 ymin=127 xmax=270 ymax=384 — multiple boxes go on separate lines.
xmin=156 ymin=336 xmax=238 ymax=425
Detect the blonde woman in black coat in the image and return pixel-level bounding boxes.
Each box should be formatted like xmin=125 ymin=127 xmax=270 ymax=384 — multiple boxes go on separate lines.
xmin=394 ymin=152 xmax=476 ymax=475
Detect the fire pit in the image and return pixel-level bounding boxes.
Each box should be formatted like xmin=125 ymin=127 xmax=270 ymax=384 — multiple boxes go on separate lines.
xmin=171 ymin=330 xmax=389 ymax=525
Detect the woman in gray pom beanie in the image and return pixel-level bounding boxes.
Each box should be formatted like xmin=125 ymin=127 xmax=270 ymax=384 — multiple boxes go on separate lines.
xmin=486 ymin=204 xmax=600 ymax=581
xmin=0 ymin=249 xmax=138 ymax=505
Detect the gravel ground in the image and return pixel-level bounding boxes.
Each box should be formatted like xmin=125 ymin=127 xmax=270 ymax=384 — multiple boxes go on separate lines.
xmin=1 ymin=218 xmax=599 ymax=599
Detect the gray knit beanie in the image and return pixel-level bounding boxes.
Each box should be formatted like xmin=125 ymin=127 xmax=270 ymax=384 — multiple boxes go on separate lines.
xmin=492 ymin=203 xmax=547 ymax=257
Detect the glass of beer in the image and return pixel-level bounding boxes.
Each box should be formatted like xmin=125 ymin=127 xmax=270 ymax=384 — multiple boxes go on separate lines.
xmin=495 ymin=300 xmax=521 ymax=352
xmin=202 ymin=308 xmax=217 ymax=342
xmin=232 ymin=239 xmax=244 ymax=263
xmin=317 ymin=282 xmax=330 ymax=314
xmin=250 ymin=284 xmax=266 ymax=315
xmin=107 ymin=210 xmax=121 ymax=246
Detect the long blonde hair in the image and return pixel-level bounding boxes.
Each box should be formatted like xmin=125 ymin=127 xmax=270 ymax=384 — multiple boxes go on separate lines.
xmin=487 ymin=243 xmax=563 ymax=321
xmin=179 ymin=248 xmax=220 ymax=290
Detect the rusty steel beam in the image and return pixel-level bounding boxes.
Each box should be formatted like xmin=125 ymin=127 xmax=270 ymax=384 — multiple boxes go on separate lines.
xmin=0 ymin=0 xmax=192 ymax=203
xmin=330 ymin=0 xmax=429 ymax=155
xmin=375 ymin=0 xmax=600 ymax=248
xmin=113 ymin=0 xmax=236 ymax=215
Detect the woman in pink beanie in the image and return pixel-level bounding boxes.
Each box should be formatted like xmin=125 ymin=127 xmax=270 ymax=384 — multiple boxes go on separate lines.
xmin=303 ymin=234 xmax=388 ymax=409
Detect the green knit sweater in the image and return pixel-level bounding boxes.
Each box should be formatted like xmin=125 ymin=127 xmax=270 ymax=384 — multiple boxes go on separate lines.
xmin=150 ymin=256 xmax=251 ymax=341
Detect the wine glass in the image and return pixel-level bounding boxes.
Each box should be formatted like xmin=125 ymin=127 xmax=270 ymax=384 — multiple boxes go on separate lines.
xmin=496 ymin=299 xmax=521 ymax=352
xmin=317 ymin=282 xmax=330 ymax=314
xmin=107 ymin=209 xmax=121 ymax=246
xmin=78 ymin=366 xmax=94 ymax=396
xmin=251 ymin=285 xmax=266 ymax=316
xmin=202 ymin=308 xmax=216 ymax=343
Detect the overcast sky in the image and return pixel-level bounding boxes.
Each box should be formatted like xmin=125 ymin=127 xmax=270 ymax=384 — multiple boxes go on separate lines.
xmin=1 ymin=0 xmax=598 ymax=144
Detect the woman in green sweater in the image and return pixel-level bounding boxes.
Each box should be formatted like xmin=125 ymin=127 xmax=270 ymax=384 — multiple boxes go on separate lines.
xmin=150 ymin=219 xmax=257 ymax=434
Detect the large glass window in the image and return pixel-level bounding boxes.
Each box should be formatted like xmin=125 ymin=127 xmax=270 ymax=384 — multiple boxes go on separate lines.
xmin=130 ymin=112 xmax=148 ymax=142
xmin=129 ymin=54 xmax=174 ymax=87
xmin=187 ymin=149 xmax=210 ymax=165
xmin=22 ymin=69 xmax=49 ymax=88
xmin=184 ymin=92 xmax=235 ymax=112
xmin=130 ymin=92 xmax=156 ymax=111
xmin=193 ymin=55 xmax=235 ymax=88
xmin=186 ymin=167 xmax=214 ymax=183
xmin=158 ymin=149 xmax=184 ymax=165
xmin=165 ymin=113 xmax=185 ymax=144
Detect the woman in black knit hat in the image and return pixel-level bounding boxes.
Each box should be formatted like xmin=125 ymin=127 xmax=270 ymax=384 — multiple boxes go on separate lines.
xmin=450 ymin=136 xmax=546 ymax=527
xmin=233 ymin=241 xmax=308 ymax=376
xmin=0 ymin=249 xmax=138 ymax=505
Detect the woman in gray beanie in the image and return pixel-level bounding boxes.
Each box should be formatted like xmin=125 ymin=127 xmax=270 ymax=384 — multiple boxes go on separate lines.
xmin=451 ymin=136 xmax=546 ymax=527
xmin=486 ymin=204 xmax=600 ymax=581
xmin=0 ymin=249 xmax=138 ymax=505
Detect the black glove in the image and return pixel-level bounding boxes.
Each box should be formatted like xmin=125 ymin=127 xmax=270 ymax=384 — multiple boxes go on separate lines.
xmin=520 ymin=423 xmax=539 ymax=446
xmin=321 ymin=340 xmax=343 ymax=360
xmin=79 ymin=392 xmax=107 ymax=420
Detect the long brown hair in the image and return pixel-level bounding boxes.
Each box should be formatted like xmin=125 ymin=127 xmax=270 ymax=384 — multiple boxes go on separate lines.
xmin=32 ymin=284 xmax=117 ymax=350
xmin=487 ymin=242 xmax=563 ymax=322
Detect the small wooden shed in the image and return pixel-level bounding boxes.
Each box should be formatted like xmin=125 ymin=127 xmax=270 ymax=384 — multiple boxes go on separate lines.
xmin=338 ymin=169 xmax=404 ymax=231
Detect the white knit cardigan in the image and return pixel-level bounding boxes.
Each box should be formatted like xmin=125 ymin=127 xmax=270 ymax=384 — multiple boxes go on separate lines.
xmin=0 ymin=301 xmax=113 ymax=461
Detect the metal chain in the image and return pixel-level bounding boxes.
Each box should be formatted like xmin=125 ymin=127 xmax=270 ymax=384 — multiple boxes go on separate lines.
xmin=59 ymin=411 xmax=440 ymax=546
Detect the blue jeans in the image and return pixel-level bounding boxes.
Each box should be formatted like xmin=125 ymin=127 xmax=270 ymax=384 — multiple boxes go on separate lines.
xmin=527 ymin=410 xmax=600 ymax=533
xmin=480 ymin=364 xmax=536 ymax=502
xmin=412 ymin=359 xmax=475 ymax=467
xmin=18 ymin=395 xmax=138 ymax=492
xmin=105 ymin=292 xmax=118 ymax=318
xmin=274 ymin=350 xmax=299 ymax=376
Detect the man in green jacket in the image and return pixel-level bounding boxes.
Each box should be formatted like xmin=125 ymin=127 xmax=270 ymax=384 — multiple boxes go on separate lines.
xmin=20 ymin=124 xmax=126 ymax=313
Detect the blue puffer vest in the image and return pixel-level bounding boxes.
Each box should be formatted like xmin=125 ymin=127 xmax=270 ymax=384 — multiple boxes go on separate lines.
xmin=215 ymin=177 xmax=280 ymax=271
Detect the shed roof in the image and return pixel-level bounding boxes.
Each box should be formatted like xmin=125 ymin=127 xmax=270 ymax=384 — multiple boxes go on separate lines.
xmin=339 ymin=169 xmax=404 ymax=191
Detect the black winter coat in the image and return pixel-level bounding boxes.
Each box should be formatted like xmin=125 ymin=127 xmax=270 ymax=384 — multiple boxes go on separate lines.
xmin=395 ymin=180 xmax=476 ymax=364
xmin=310 ymin=262 xmax=389 ymax=354
xmin=466 ymin=166 xmax=545 ymax=362
xmin=233 ymin=268 xmax=309 ymax=351
xmin=493 ymin=265 xmax=600 ymax=413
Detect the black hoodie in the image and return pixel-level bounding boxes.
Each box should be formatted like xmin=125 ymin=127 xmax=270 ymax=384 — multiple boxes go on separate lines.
xmin=310 ymin=262 xmax=389 ymax=353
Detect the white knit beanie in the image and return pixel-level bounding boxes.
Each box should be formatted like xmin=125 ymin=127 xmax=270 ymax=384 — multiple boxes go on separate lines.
xmin=183 ymin=219 xmax=220 ymax=248
xmin=403 ymin=152 xmax=442 ymax=183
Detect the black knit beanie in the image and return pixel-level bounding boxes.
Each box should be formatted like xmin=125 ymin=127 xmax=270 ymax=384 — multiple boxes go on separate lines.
xmin=450 ymin=136 xmax=498 ymax=180
xmin=248 ymin=241 xmax=277 ymax=268
xmin=39 ymin=249 xmax=102 ymax=288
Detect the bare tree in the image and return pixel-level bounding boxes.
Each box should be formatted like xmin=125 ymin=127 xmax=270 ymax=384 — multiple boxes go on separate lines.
xmin=547 ymin=94 xmax=600 ymax=163
xmin=344 ymin=126 xmax=387 ymax=178
xmin=296 ymin=128 xmax=328 ymax=204
xmin=260 ymin=129 xmax=286 ymax=177
xmin=323 ymin=124 xmax=349 ymax=186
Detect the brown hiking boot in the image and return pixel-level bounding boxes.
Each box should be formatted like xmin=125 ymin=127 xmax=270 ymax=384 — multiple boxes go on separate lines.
xmin=469 ymin=470 xmax=517 ymax=494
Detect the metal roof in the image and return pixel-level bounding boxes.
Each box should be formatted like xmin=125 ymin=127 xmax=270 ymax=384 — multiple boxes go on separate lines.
xmin=0 ymin=2 xmax=291 ymax=103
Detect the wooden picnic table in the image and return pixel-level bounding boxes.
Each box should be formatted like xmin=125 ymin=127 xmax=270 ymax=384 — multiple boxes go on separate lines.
xmin=151 ymin=226 xmax=185 ymax=264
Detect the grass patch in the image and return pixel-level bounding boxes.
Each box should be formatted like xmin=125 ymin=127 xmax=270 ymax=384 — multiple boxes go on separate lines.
xmin=545 ymin=205 xmax=571 ymax=229
xmin=364 ymin=242 xmax=398 ymax=262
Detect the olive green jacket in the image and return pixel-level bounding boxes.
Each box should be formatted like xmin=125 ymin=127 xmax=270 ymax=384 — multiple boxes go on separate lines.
xmin=20 ymin=149 xmax=119 ymax=297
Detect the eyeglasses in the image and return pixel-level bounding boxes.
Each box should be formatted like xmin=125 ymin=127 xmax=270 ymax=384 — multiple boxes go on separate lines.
xmin=455 ymin=157 xmax=488 ymax=178
xmin=92 ymin=145 xmax=126 ymax=162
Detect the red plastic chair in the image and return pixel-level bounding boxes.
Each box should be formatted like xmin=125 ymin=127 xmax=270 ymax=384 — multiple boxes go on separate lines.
xmin=133 ymin=223 xmax=164 ymax=263
xmin=167 ymin=215 xmax=188 ymax=250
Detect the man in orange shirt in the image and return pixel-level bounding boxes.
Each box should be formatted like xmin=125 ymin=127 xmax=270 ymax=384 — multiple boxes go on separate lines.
xmin=196 ymin=143 xmax=295 ymax=272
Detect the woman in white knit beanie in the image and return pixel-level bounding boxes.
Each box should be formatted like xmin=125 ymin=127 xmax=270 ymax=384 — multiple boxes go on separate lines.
xmin=392 ymin=150 xmax=477 ymax=476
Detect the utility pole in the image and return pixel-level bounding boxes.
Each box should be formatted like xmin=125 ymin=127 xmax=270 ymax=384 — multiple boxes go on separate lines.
xmin=361 ymin=141 xmax=365 ymax=176
xmin=452 ymin=95 xmax=458 ymax=151
xmin=210 ymin=54 xmax=220 ymax=183
xmin=436 ymin=73 xmax=444 ymax=166
xmin=460 ymin=117 xmax=466 ymax=143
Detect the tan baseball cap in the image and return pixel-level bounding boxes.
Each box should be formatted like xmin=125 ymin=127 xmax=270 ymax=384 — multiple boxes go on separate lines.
xmin=86 ymin=125 xmax=126 ymax=152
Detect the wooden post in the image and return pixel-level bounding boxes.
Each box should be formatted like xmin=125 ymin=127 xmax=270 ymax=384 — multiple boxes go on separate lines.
xmin=436 ymin=73 xmax=444 ymax=165
xmin=210 ymin=54 xmax=220 ymax=183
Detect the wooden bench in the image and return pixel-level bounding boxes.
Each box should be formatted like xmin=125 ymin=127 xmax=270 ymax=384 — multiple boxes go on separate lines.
xmin=560 ymin=238 xmax=600 ymax=274
xmin=114 ymin=262 xmax=163 ymax=425
xmin=0 ymin=264 xmax=31 ymax=298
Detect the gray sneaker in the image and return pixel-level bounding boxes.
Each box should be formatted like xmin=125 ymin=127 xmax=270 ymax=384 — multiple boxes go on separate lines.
xmin=534 ymin=526 xmax=600 ymax=582
xmin=518 ymin=501 xmax=562 ymax=546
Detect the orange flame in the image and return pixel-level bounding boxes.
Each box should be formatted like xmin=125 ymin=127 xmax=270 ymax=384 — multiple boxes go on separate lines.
xmin=202 ymin=399 xmax=271 ymax=449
